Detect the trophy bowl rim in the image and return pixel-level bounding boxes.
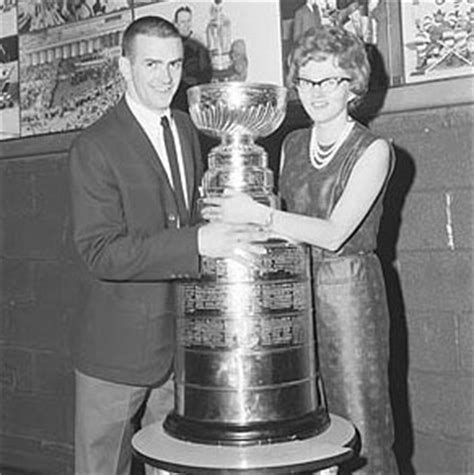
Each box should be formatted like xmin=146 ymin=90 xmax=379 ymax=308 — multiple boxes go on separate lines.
xmin=187 ymin=81 xmax=288 ymax=96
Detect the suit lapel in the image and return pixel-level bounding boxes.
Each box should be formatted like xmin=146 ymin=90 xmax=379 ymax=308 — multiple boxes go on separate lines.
xmin=115 ymin=99 xmax=169 ymax=184
xmin=116 ymin=99 xmax=182 ymax=210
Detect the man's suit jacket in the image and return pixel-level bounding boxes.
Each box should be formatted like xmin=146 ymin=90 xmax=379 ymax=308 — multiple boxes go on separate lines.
xmin=69 ymin=98 xmax=203 ymax=386
xmin=293 ymin=4 xmax=322 ymax=43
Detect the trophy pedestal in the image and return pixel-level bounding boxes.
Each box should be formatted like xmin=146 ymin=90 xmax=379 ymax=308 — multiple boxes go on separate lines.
xmin=133 ymin=414 xmax=357 ymax=474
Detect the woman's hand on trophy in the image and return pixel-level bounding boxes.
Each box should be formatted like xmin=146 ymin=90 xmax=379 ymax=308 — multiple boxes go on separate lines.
xmin=198 ymin=221 xmax=268 ymax=268
xmin=201 ymin=190 xmax=269 ymax=226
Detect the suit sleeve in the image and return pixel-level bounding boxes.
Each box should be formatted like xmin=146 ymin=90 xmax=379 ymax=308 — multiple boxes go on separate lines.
xmin=69 ymin=133 xmax=201 ymax=282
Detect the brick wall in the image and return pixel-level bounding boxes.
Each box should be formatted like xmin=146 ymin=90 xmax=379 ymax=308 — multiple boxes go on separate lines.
xmin=0 ymin=103 xmax=472 ymax=474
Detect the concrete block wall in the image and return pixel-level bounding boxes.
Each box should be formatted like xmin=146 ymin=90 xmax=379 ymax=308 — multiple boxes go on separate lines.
xmin=0 ymin=103 xmax=472 ymax=474
xmin=372 ymin=104 xmax=473 ymax=474
xmin=0 ymin=135 xmax=79 ymax=474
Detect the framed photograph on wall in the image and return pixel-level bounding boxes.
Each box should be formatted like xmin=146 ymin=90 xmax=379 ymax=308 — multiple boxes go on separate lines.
xmin=18 ymin=9 xmax=131 ymax=137
xmin=134 ymin=0 xmax=284 ymax=86
xmin=17 ymin=0 xmax=131 ymax=34
xmin=400 ymin=0 xmax=473 ymax=84
xmin=0 ymin=0 xmax=20 ymax=140
xmin=279 ymin=0 xmax=404 ymax=102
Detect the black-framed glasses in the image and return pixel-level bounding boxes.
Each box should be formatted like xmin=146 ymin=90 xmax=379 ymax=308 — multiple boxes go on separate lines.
xmin=296 ymin=76 xmax=351 ymax=93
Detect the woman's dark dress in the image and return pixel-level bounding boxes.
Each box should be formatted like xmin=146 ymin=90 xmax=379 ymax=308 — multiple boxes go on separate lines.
xmin=279 ymin=122 xmax=398 ymax=474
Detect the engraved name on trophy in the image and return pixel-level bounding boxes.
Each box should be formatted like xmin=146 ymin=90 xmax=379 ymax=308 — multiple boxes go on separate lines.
xmin=164 ymin=82 xmax=329 ymax=445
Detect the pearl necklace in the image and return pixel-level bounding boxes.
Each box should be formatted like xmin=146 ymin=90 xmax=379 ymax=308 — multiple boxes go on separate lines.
xmin=310 ymin=121 xmax=354 ymax=169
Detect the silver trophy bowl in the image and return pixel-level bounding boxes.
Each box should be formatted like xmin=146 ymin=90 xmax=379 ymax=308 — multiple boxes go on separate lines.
xmin=188 ymin=82 xmax=288 ymax=202
xmin=187 ymin=82 xmax=287 ymax=139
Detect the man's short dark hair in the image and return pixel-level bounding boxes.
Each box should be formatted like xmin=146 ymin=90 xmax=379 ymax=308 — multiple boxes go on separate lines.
xmin=122 ymin=16 xmax=181 ymax=58
xmin=174 ymin=5 xmax=192 ymax=24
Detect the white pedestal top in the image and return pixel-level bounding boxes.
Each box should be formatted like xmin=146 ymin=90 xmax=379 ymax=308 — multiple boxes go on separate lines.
xmin=132 ymin=414 xmax=356 ymax=474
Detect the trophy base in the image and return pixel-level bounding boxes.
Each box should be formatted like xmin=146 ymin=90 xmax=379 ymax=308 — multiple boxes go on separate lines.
xmin=163 ymin=409 xmax=330 ymax=446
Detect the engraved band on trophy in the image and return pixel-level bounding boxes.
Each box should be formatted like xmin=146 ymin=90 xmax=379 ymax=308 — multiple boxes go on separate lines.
xmin=163 ymin=82 xmax=330 ymax=445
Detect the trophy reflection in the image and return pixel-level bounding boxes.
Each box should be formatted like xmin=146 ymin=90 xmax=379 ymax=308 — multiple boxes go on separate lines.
xmin=164 ymin=82 xmax=329 ymax=445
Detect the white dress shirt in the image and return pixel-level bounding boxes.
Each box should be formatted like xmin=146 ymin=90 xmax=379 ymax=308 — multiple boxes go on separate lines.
xmin=125 ymin=94 xmax=189 ymax=207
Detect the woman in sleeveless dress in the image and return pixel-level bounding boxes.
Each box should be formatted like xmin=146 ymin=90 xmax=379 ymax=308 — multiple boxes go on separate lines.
xmin=202 ymin=26 xmax=398 ymax=474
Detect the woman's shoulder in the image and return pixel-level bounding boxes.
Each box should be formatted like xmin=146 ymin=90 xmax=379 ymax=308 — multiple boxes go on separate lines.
xmin=350 ymin=122 xmax=393 ymax=172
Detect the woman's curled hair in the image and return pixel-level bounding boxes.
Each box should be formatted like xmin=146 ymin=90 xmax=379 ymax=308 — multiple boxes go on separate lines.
xmin=288 ymin=26 xmax=370 ymax=105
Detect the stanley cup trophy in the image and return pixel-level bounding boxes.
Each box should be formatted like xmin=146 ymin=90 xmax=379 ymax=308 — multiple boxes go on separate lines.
xmin=164 ymin=82 xmax=330 ymax=445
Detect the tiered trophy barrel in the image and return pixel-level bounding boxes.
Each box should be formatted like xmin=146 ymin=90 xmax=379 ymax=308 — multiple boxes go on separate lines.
xmin=165 ymin=244 xmax=330 ymax=445
xmin=164 ymin=83 xmax=329 ymax=445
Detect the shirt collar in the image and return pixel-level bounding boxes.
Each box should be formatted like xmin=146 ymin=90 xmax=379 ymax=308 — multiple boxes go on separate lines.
xmin=125 ymin=93 xmax=172 ymax=131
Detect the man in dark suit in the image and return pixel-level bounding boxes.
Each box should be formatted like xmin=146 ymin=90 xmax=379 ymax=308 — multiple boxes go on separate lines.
xmin=172 ymin=5 xmax=211 ymax=111
xmin=292 ymin=0 xmax=323 ymax=43
xmin=69 ymin=15 xmax=261 ymax=474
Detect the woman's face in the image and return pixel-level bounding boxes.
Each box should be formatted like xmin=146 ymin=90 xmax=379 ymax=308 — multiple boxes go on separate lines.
xmin=296 ymin=55 xmax=355 ymax=126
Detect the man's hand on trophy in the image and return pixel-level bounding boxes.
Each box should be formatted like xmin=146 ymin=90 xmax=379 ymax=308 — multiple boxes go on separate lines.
xmin=201 ymin=190 xmax=270 ymax=227
xmin=197 ymin=222 xmax=267 ymax=268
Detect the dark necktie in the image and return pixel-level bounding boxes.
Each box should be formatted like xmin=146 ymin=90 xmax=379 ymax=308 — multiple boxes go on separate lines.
xmin=161 ymin=116 xmax=188 ymax=224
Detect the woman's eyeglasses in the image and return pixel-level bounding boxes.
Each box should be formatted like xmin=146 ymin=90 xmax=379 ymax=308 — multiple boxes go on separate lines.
xmin=296 ymin=76 xmax=351 ymax=93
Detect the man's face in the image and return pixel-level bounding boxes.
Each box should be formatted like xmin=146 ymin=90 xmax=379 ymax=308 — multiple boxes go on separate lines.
xmin=119 ymin=34 xmax=183 ymax=114
xmin=175 ymin=11 xmax=192 ymax=38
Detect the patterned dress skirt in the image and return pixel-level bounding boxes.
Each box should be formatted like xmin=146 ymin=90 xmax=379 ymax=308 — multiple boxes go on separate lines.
xmin=312 ymin=249 xmax=398 ymax=474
